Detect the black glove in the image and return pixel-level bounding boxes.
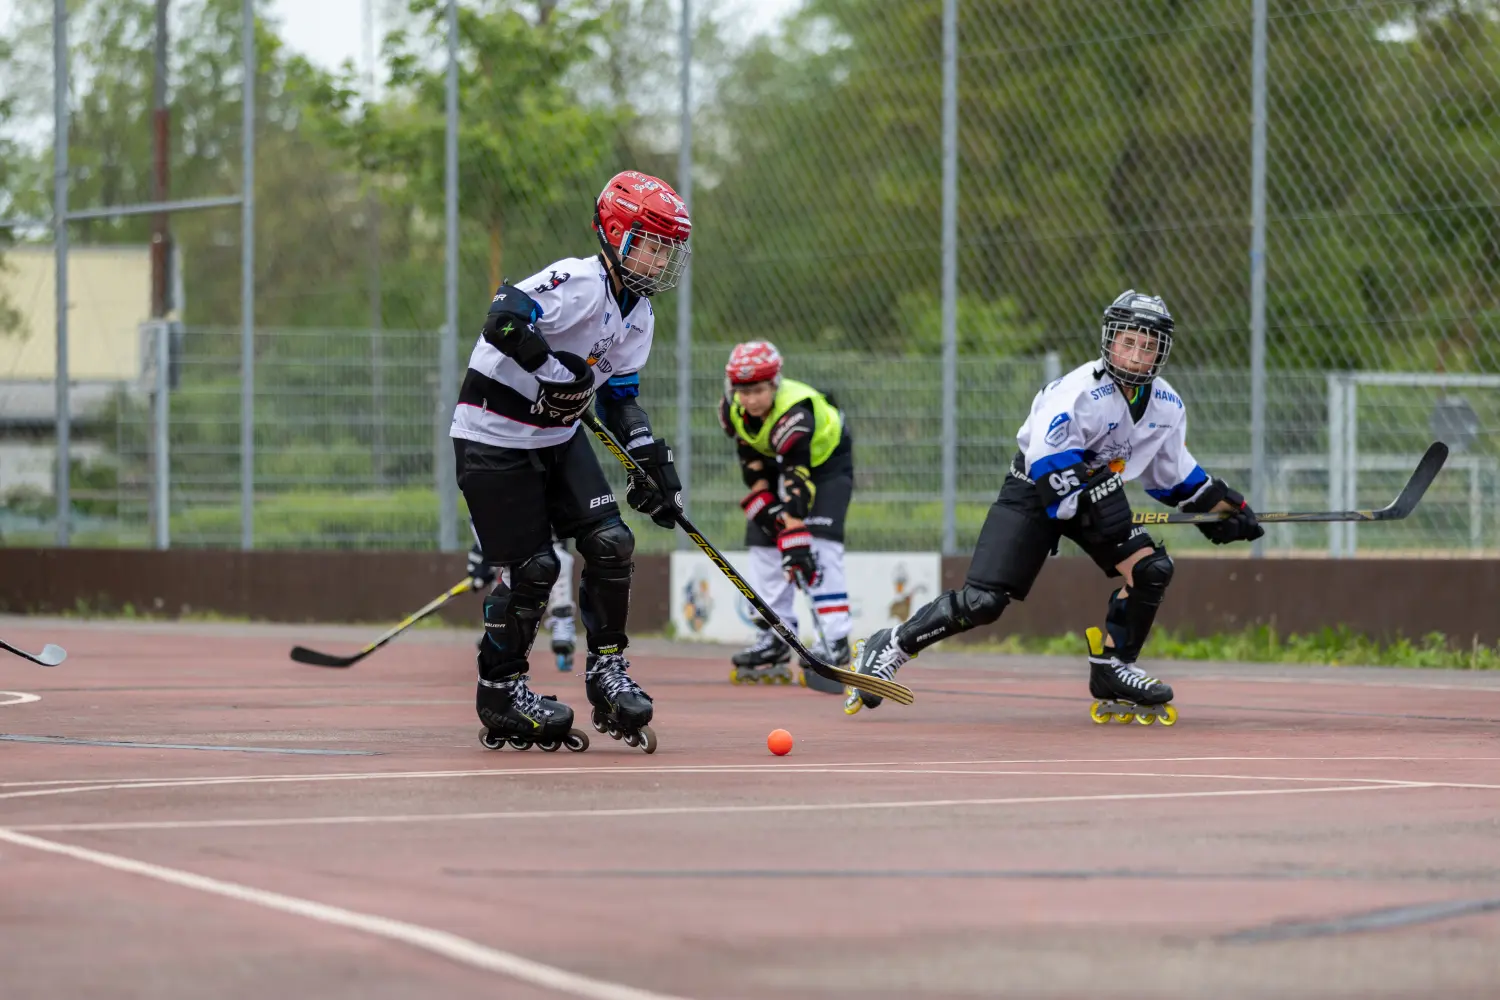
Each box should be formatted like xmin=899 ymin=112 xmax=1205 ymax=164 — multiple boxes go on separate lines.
xmin=780 ymin=464 xmax=816 ymax=519
xmin=481 ymin=285 xmax=549 ymax=372
xmin=740 ymin=489 xmax=785 ymax=537
xmin=1189 ymin=480 xmax=1265 ymax=545
xmin=625 ymin=437 xmax=683 ymax=529
xmin=1075 ymin=469 xmax=1133 ymax=547
xmin=466 ymin=543 xmax=498 ymax=590
xmin=777 ymin=525 xmax=820 ymax=587
xmin=531 ymin=351 xmax=595 ymax=425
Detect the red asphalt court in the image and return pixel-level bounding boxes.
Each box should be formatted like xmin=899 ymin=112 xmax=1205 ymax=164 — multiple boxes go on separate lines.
xmin=3 ymin=618 xmax=1500 ymax=999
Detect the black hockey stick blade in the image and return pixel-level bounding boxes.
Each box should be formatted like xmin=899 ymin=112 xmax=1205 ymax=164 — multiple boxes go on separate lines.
xmin=0 ymin=639 xmax=67 ymax=667
xmin=1132 ymin=442 xmax=1449 ymax=527
xmin=290 ymin=578 xmax=478 ymax=668
xmin=581 ymin=411 xmax=915 ymax=706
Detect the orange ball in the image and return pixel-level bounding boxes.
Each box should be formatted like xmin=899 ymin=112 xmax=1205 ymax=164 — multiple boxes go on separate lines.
xmin=767 ymin=728 xmax=794 ymax=756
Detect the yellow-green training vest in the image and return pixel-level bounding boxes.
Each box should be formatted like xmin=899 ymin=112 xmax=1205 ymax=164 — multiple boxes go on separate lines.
xmin=727 ymin=378 xmax=843 ymax=467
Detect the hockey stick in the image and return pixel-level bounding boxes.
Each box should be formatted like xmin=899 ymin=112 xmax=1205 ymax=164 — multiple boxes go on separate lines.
xmin=0 ymin=639 xmax=67 ymax=667
xmin=1131 ymin=442 xmax=1448 ymax=526
xmin=581 ymin=411 xmax=915 ymax=706
xmin=290 ymin=578 xmax=479 ymax=668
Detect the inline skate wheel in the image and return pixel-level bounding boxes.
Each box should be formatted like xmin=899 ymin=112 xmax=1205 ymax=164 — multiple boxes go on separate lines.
xmin=1089 ymin=702 xmax=1110 ymax=724
xmin=564 ymin=729 xmax=590 ymax=752
xmin=479 ymin=727 xmax=504 ymax=750
xmin=842 ymin=688 xmax=863 ymax=716
xmin=539 ymin=739 xmax=562 ymax=751
xmin=638 ymin=725 xmax=658 ymax=754
xmin=1113 ymin=712 xmax=1134 ymax=724
xmin=508 ymin=737 xmax=534 ymax=750
xmin=1159 ymin=705 xmax=1179 ymax=726
xmin=1135 ymin=713 xmax=1155 ymax=726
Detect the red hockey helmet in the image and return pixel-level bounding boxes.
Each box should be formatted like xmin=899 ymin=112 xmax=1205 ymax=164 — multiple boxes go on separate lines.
xmin=725 ymin=341 xmax=783 ymax=388
xmin=594 ymin=170 xmax=692 ymax=297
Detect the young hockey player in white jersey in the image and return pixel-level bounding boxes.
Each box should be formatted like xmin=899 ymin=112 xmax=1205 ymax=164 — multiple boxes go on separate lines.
xmin=452 ymin=170 xmax=691 ymax=754
xmin=718 ymin=341 xmax=853 ymax=695
xmin=846 ymin=290 xmax=1264 ymax=721
xmin=466 ymin=533 xmax=577 ymax=671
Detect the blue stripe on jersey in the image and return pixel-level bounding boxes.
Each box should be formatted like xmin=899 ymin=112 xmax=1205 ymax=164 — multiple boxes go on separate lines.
xmin=599 ymin=372 xmax=640 ymax=401
xmin=1147 ymin=465 xmax=1209 ymax=506
xmin=1029 ymin=449 xmax=1088 ymax=520
xmin=1027 ymin=449 xmax=1087 ymax=480
xmin=814 ymin=592 xmax=849 ymax=602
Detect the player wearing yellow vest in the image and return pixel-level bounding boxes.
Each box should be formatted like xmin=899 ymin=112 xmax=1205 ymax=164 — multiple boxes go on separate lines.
xmin=718 ymin=341 xmax=854 ymax=693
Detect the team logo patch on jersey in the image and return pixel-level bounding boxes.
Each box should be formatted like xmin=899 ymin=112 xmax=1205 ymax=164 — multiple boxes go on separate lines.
xmin=532 ymin=270 xmax=570 ymax=294
xmin=587 ymin=335 xmax=615 ymax=374
xmin=1045 ymin=412 xmax=1072 ymax=446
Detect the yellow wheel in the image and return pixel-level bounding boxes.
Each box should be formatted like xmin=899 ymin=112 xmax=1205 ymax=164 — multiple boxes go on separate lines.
xmin=1113 ymin=712 xmax=1134 ymax=724
xmin=1135 ymin=713 xmax=1155 ymax=726
xmin=1159 ymin=705 xmax=1178 ymax=727
xmin=797 ymin=671 xmax=808 ymax=688
xmin=728 ymin=669 xmax=742 ymax=685
xmin=1089 ymin=702 xmax=1111 ymax=724
xmin=842 ymin=689 xmax=863 ymax=716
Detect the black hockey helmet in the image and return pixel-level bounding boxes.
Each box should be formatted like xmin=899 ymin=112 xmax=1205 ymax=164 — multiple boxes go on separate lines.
xmin=1100 ymin=289 xmax=1173 ymax=387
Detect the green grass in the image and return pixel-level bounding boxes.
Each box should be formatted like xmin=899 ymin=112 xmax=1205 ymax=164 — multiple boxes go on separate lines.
xmin=970 ymin=623 xmax=1500 ymax=670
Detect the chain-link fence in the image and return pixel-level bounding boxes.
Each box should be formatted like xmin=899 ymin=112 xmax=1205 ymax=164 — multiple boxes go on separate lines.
xmin=1 ymin=0 xmax=1496 ymax=556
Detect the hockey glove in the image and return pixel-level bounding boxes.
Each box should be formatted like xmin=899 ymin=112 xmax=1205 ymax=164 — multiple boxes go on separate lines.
xmin=777 ymin=526 xmax=821 ymax=588
xmin=740 ymin=489 xmax=786 ymax=538
xmin=481 ymin=285 xmax=549 ymax=372
xmin=1076 ymin=469 xmax=1134 ymax=548
xmin=1183 ymin=479 xmax=1265 ymax=545
xmin=530 ymin=351 xmax=595 ymax=425
xmin=781 ymin=464 xmax=816 ymax=520
xmin=740 ymin=456 xmax=769 ymax=490
xmin=466 ymin=543 xmax=499 ymax=590
xmin=625 ymin=437 xmax=683 ymax=529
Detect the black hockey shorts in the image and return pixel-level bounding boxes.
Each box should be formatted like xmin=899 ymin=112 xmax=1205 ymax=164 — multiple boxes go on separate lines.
xmin=964 ymin=473 xmax=1155 ymax=600
xmin=744 ymin=446 xmax=854 ymax=547
xmin=456 ymin=432 xmax=622 ymax=565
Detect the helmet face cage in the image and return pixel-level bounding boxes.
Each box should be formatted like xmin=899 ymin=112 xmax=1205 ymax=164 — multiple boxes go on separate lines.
xmin=1100 ymin=291 xmax=1173 ymax=387
xmin=615 ymin=225 xmax=690 ymax=297
xmin=1100 ymin=321 xmax=1172 ymax=386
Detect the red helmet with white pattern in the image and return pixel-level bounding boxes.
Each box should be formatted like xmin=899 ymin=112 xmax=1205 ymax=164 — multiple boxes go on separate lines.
xmin=594 ymin=170 xmax=692 ymax=297
xmin=725 ymin=341 xmax=783 ymax=388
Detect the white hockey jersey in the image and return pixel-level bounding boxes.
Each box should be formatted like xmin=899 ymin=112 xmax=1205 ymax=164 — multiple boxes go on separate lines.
xmin=450 ymin=255 xmax=654 ymax=450
xmin=1016 ymin=361 xmax=1209 ymax=519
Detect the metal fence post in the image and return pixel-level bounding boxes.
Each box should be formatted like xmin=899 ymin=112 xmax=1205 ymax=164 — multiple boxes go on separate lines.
xmin=53 ymin=0 xmax=71 ymax=546
xmin=675 ymin=0 xmax=693 ymax=545
xmin=437 ymin=0 xmax=461 ymax=552
xmin=938 ymin=0 xmax=959 ymax=556
xmin=239 ymin=0 xmax=256 ymax=549
xmin=1248 ymin=0 xmax=1269 ymax=560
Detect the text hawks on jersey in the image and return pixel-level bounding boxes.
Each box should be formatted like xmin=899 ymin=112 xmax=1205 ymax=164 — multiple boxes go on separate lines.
xmin=717 ymin=341 xmax=855 ymax=694
xmin=845 ymin=289 xmax=1265 ymax=724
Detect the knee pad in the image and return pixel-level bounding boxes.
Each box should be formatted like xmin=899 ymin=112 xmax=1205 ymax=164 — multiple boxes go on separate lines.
xmin=896 ymin=584 xmax=1010 ymax=654
xmin=1130 ymin=547 xmax=1174 ymax=604
xmin=478 ymin=545 xmax=558 ymax=678
xmin=513 ymin=545 xmax=561 ymax=598
xmin=576 ymin=517 xmax=635 ymax=656
xmin=575 ymin=517 xmax=634 ymax=579
xmin=1105 ymin=545 xmax=1172 ymax=661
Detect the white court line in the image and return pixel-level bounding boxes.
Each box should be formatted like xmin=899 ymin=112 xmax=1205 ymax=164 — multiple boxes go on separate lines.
xmin=0 ymin=765 xmax=1462 ymax=805
xmin=0 ymin=827 xmax=691 ymax=1000
xmin=0 ymin=691 xmax=40 ymax=707
xmin=7 ymin=782 xmax=1431 ymax=833
xmin=6 ymin=754 xmax=1497 ymax=790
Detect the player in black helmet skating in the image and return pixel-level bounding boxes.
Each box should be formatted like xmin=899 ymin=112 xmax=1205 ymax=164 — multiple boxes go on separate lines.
xmin=845 ymin=290 xmax=1264 ymax=724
